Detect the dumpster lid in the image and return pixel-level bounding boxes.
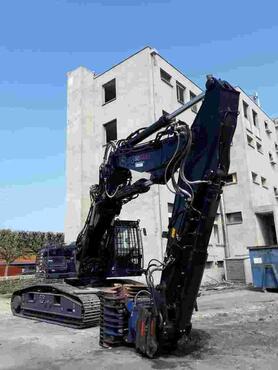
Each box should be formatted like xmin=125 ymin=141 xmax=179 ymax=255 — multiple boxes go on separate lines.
xmin=247 ymin=245 xmax=278 ymax=250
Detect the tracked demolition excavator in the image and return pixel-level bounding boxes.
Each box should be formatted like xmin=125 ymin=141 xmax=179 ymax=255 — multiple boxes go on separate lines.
xmin=11 ymin=76 xmax=239 ymax=357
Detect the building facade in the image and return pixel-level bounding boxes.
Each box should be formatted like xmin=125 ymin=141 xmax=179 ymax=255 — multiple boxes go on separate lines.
xmin=65 ymin=47 xmax=278 ymax=282
xmin=222 ymin=88 xmax=278 ymax=257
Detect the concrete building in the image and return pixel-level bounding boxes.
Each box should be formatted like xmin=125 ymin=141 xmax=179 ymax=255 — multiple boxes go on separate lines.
xmin=222 ymin=89 xmax=278 ymax=256
xmin=65 ymin=46 xmax=278 ymax=283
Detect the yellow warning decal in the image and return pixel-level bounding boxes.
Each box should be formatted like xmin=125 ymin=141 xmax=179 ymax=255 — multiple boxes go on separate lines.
xmin=171 ymin=228 xmax=176 ymax=238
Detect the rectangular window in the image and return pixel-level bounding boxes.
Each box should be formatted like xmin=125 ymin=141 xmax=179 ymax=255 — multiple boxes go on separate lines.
xmin=213 ymin=224 xmax=220 ymax=244
xmin=160 ymin=69 xmax=172 ymax=85
xmin=242 ymin=101 xmax=249 ymax=119
xmin=261 ymin=176 xmax=268 ymax=188
xmin=225 ymin=172 xmax=237 ymax=185
xmin=205 ymin=261 xmax=213 ymax=269
xmin=103 ymin=79 xmax=116 ymax=104
xmin=176 ymin=82 xmax=185 ymax=104
xmin=274 ymin=187 xmax=278 ymax=198
xmin=247 ymin=134 xmax=255 ymax=148
xmin=251 ymin=171 xmax=259 ymax=184
xmin=256 ymin=142 xmax=263 ymax=154
xmin=190 ymin=91 xmax=197 ymax=113
xmin=275 ymin=143 xmax=278 ymax=152
xmin=168 ymin=202 xmax=174 ymax=224
xmin=264 ymin=121 xmax=272 ymax=134
xmin=252 ymin=110 xmax=258 ymax=127
xmin=217 ymin=261 xmax=224 ymax=268
xmin=103 ymin=119 xmax=117 ymax=143
xmin=226 ymin=212 xmax=243 ymax=225
xmin=168 ymin=203 xmax=173 ymax=214
xmin=269 ymin=152 xmax=276 ymax=165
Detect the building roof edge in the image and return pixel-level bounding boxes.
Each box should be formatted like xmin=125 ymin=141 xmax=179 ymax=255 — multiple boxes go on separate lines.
xmin=94 ymin=46 xmax=153 ymax=79
xmin=154 ymin=52 xmax=203 ymax=92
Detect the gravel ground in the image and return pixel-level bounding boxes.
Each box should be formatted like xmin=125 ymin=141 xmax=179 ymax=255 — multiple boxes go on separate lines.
xmin=0 ymin=288 xmax=278 ymax=370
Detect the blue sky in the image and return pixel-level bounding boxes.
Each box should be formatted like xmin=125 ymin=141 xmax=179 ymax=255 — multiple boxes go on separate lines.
xmin=1 ymin=0 xmax=278 ymax=232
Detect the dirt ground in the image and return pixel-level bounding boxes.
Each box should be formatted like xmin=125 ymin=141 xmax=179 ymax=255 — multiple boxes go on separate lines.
xmin=0 ymin=288 xmax=278 ymax=370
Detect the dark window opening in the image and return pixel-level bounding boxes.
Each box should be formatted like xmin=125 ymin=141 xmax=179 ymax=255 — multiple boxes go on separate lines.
xmin=176 ymin=82 xmax=185 ymax=103
xmin=251 ymin=171 xmax=259 ymax=184
xmin=168 ymin=202 xmax=174 ymax=225
xmin=205 ymin=261 xmax=213 ymax=269
xmin=160 ymin=69 xmax=172 ymax=85
xmin=256 ymin=142 xmax=263 ymax=153
xmin=243 ymin=101 xmax=249 ymax=119
xmin=269 ymin=152 xmax=276 ymax=165
xmin=168 ymin=203 xmax=174 ymax=214
xmin=103 ymin=78 xmax=116 ymax=103
xmin=190 ymin=91 xmax=197 ymax=113
xmin=225 ymin=173 xmax=237 ymax=185
xmin=226 ymin=212 xmax=243 ymax=225
xmin=252 ymin=110 xmax=258 ymax=127
xmin=265 ymin=121 xmax=272 ymax=134
xmin=261 ymin=176 xmax=268 ymax=188
xmin=256 ymin=213 xmax=277 ymax=245
xmin=247 ymin=135 xmax=254 ymax=147
xmin=217 ymin=261 xmax=224 ymax=268
xmin=213 ymin=224 xmax=220 ymax=244
xmin=104 ymin=119 xmax=117 ymax=143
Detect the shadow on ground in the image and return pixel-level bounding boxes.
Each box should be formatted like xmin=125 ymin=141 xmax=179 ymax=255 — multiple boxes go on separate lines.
xmin=148 ymin=329 xmax=211 ymax=369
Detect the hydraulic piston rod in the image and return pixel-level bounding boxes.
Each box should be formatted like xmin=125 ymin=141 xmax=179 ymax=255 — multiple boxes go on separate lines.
xmin=165 ymin=91 xmax=205 ymax=121
xmin=125 ymin=91 xmax=206 ymax=147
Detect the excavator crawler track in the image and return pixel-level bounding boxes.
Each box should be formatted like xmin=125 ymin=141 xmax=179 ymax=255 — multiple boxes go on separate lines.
xmin=11 ymin=283 xmax=101 ymax=328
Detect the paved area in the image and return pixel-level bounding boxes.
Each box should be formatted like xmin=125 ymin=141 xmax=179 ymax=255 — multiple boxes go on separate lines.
xmin=0 ymin=288 xmax=278 ymax=369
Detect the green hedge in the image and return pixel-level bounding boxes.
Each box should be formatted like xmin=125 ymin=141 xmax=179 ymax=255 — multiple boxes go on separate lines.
xmin=0 ymin=278 xmax=37 ymax=295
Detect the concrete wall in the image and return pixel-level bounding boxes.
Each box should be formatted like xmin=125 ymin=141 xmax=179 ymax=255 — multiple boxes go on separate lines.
xmin=65 ymin=66 xmax=96 ymax=241
xmin=222 ymin=95 xmax=257 ymax=256
xmin=222 ymin=88 xmax=278 ymax=256
xmin=66 ymin=48 xmax=168 ymax=267
xmin=65 ymin=47 xmax=278 ymax=284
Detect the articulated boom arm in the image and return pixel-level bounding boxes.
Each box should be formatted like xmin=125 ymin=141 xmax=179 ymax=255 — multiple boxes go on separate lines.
xmin=76 ymin=82 xmax=205 ymax=279
xmin=158 ymin=78 xmax=239 ymax=346
xmin=76 ymin=76 xmax=239 ymax=352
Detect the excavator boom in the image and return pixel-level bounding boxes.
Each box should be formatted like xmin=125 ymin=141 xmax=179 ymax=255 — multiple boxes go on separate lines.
xmin=11 ymin=76 xmax=239 ymax=357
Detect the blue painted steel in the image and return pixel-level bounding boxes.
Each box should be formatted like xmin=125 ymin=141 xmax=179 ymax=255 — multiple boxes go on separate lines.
xmin=37 ymin=244 xmax=76 ymax=279
xmin=115 ymin=134 xmax=188 ymax=176
xmin=126 ymin=298 xmax=152 ymax=344
xmin=248 ymin=246 xmax=278 ymax=289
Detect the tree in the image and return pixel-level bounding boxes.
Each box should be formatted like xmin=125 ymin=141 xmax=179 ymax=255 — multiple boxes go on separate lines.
xmin=22 ymin=231 xmax=64 ymax=255
xmin=0 ymin=229 xmax=65 ymax=278
xmin=0 ymin=229 xmax=26 ymax=278
xmin=25 ymin=231 xmax=44 ymax=255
